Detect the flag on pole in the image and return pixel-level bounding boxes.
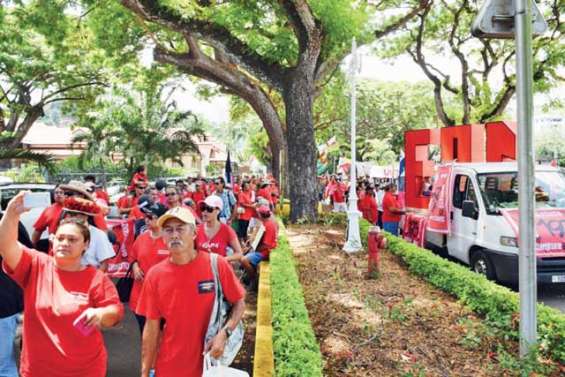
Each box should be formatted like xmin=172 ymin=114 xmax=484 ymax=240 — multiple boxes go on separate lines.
xmin=225 ymin=150 xmax=232 ymax=184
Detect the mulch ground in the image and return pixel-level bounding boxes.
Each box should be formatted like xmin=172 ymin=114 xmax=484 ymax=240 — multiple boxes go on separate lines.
xmin=231 ymin=283 xmax=257 ymax=375
xmin=287 ymin=224 xmax=559 ymax=377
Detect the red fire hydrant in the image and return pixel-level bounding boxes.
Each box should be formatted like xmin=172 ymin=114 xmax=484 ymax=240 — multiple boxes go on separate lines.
xmin=368 ymin=227 xmax=387 ymax=279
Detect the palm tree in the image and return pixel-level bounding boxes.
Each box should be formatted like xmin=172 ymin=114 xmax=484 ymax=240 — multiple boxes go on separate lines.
xmin=73 ymin=83 xmax=206 ymax=175
xmin=0 ymin=135 xmax=55 ymax=172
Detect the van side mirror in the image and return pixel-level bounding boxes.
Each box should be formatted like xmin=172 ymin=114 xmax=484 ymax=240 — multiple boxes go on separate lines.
xmin=462 ymin=200 xmax=478 ymax=219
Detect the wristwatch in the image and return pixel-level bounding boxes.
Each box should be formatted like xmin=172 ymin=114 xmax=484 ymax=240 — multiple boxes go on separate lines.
xmin=223 ymin=325 xmax=232 ymax=337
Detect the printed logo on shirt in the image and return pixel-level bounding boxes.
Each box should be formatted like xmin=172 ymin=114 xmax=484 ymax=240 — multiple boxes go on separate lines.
xmin=198 ymin=280 xmax=215 ymax=294
xmin=68 ymin=291 xmax=89 ymax=305
xmin=203 ymin=241 xmax=220 ymax=251
xmin=157 ymin=249 xmax=170 ymax=256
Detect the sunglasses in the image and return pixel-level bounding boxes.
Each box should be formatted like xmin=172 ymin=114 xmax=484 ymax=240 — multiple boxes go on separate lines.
xmin=136 ymin=186 xmax=147 ymax=190
xmin=63 ymin=191 xmax=77 ymax=197
xmin=199 ymin=204 xmax=216 ymax=213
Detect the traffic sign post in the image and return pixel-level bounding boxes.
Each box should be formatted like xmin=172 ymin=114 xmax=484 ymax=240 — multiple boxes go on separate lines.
xmin=472 ymin=0 xmax=547 ymax=357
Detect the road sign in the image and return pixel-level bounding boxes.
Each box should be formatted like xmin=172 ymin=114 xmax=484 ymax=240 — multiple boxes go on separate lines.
xmin=471 ymin=0 xmax=547 ymax=39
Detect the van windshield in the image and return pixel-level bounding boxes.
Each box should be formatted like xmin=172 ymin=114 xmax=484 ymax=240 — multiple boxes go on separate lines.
xmin=477 ymin=170 xmax=565 ymax=214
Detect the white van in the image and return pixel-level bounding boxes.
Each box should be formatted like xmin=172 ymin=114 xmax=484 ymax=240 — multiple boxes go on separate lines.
xmin=422 ymin=162 xmax=565 ymax=284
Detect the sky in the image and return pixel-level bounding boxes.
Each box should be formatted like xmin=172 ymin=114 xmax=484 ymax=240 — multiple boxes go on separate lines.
xmin=174 ymin=50 xmax=564 ymax=129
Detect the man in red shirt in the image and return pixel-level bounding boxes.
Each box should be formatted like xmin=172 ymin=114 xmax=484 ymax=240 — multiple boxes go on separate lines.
xmin=241 ymin=205 xmax=278 ymax=283
xmin=137 ymin=207 xmax=245 ymax=377
xmin=382 ymin=183 xmax=405 ymax=236
xmin=31 ymin=184 xmax=65 ymax=250
xmin=236 ymin=181 xmax=255 ymax=240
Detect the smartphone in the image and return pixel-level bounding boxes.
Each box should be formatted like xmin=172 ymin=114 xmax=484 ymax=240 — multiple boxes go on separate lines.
xmin=23 ymin=192 xmax=51 ymax=208
xmin=73 ymin=313 xmax=94 ymax=336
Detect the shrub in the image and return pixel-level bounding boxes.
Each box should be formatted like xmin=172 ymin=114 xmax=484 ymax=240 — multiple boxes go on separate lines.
xmin=358 ymin=219 xmax=565 ymax=365
xmin=270 ymin=223 xmax=323 ymax=377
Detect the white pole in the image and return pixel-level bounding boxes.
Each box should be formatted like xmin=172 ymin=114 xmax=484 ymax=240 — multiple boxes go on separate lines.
xmin=515 ymin=0 xmax=537 ymax=357
xmin=343 ymin=38 xmax=362 ymax=254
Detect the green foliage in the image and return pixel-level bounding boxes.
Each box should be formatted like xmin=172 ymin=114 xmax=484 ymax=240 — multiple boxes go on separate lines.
xmin=357 ymin=219 xmax=565 ymax=365
xmin=0 ymin=1 xmax=108 ymax=145
xmin=377 ymin=0 xmax=564 ymax=126
xmin=2 ymin=164 xmax=46 ymax=183
xmin=314 ymin=78 xmax=439 ymax=162
xmin=73 ymin=74 xmax=205 ymax=177
xmin=271 ymin=223 xmax=323 ymax=377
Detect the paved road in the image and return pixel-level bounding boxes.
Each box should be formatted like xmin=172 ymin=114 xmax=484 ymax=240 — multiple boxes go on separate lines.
xmin=104 ymin=307 xmax=141 ymax=377
xmin=538 ymin=283 xmax=565 ymax=313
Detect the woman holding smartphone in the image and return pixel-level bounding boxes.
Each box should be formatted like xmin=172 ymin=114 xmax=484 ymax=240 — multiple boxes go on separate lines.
xmin=0 ymin=192 xmax=123 ymax=377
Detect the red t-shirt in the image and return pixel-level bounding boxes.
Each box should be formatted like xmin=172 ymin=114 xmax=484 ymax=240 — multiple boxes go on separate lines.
xmin=3 ymin=247 xmax=123 ymax=377
xmin=128 ymin=231 xmax=169 ymax=312
xmin=382 ymin=192 xmax=402 ymax=222
xmin=237 ymin=191 xmax=254 ymax=221
xmin=117 ymin=195 xmax=133 ymax=210
xmin=257 ymin=187 xmax=271 ymax=201
xmin=137 ymin=252 xmax=245 ymax=377
xmin=332 ymin=183 xmax=346 ymax=203
xmin=257 ymin=219 xmax=278 ymax=259
xmin=94 ymin=189 xmax=110 ymax=204
xmin=194 ymin=223 xmax=238 ymax=257
xmin=129 ymin=196 xmax=145 ymax=220
xmin=33 ymin=203 xmax=63 ymax=235
xmin=93 ymin=213 xmax=108 ymax=231
xmin=358 ymin=195 xmax=378 ymax=224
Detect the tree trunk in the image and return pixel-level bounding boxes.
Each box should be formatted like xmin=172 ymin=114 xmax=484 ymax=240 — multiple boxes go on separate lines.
xmin=284 ymin=72 xmax=318 ymax=222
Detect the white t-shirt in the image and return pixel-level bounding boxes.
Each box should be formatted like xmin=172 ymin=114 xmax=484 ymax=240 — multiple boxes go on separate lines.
xmin=376 ymin=190 xmax=385 ymax=211
xmin=81 ymin=225 xmax=115 ymax=268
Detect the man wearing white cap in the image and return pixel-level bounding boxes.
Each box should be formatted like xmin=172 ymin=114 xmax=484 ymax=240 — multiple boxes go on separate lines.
xmin=136 ymin=207 xmax=245 ymax=377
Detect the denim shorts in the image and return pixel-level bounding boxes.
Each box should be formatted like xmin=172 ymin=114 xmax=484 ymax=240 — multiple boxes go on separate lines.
xmin=383 ymin=221 xmax=400 ymax=236
xmin=245 ymin=251 xmax=264 ymax=267
xmin=0 ymin=313 xmax=19 ymax=377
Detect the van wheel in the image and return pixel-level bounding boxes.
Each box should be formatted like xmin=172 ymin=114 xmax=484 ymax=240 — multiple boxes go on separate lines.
xmin=470 ymin=251 xmax=497 ymax=281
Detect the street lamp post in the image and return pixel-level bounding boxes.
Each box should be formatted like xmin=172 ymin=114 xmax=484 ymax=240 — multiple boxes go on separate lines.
xmin=343 ymin=38 xmax=362 ymax=254
xmin=515 ymin=0 xmax=537 ymax=357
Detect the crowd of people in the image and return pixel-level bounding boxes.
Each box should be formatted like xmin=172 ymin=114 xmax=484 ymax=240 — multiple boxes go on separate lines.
xmin=320 ymin=174 xmax=406 ymax=235
xmin=0 ymin=165 xmax=280 ymax=377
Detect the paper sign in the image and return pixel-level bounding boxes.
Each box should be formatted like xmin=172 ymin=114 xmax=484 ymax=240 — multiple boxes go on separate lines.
xmin=426 ymin=165 xmax=453 ymax=234
xmin=23 ymin=192 xmax=51 ymax=208
xmin=501 ymin=208 xmax=565 ymax=257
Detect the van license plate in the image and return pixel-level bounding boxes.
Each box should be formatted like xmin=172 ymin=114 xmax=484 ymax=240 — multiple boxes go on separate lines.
xmin=551 ymin=275 xmax=565 ymax=283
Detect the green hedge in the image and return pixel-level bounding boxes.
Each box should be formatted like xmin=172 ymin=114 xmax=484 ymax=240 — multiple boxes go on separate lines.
xmin=358 ymin=219 xmax=565 ymax=365
xmin=270 ymin=223 xmax=323 ymax=376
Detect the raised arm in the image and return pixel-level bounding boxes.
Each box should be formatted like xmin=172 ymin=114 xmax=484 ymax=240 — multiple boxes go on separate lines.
xmin=0 ymin=192 xmax=27 ymax=270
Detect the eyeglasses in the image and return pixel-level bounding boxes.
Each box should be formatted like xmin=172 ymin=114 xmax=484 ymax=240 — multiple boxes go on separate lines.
xmin=166 ymin=192 xmax=177 ymax=197
xmin=199 ymin=204 xmax=216 ymax=213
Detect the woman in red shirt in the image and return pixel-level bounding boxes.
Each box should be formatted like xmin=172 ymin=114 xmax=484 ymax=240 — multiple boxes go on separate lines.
xmin=358 ymin=188 xmax=378 ymax=225
xmin=0 ymin=192 xmax=123 ymax=377
xmin=129 ymin=203 xmax=168 ymax=333
xmin=195 ymin=196 xmax=242 ymax=263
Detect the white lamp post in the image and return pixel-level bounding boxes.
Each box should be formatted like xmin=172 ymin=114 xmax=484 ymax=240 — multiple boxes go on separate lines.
xmin=343 ymin=38 xmax=362 ymax=254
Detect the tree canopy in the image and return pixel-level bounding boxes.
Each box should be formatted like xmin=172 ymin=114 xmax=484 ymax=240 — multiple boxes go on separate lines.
xmin=377 ymin=0 xmax=564 ymax=126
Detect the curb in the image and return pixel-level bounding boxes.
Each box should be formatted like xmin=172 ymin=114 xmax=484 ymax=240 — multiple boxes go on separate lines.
xmin=253 ymin=262 xmax=274 ymax=376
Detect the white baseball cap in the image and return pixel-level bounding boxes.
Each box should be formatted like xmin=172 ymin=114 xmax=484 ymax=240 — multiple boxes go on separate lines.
xmin=203 ymin=195 xmax=223 ymax=211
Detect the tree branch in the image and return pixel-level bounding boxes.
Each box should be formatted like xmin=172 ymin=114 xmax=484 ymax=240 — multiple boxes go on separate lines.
xmin=444 ymin=0 xmax=470 ymax=123
xmin=120 ymin=0 xmax=287 ymax=90
xmin=408 ymin=9 xmax=454 ymax=126
xmin=374 ymin=0 xmax=431 ymax=39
